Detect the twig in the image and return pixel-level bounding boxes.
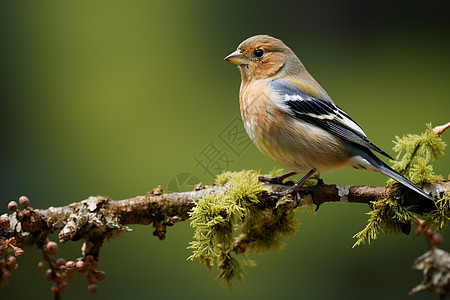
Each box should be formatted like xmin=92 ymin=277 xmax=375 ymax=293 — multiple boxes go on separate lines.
xmin=433 ymin=121 xmax=450 ymax=136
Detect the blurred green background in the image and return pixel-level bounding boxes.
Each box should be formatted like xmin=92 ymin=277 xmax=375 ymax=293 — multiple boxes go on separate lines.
xmin=1 ymin=0 xmax=449 ymax=299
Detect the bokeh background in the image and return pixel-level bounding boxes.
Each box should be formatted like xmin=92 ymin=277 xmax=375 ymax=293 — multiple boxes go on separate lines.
xmin=1 ymin=1 xmax=449 ymax=299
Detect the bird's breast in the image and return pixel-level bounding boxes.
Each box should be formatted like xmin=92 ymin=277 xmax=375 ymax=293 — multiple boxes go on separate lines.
xmin=239 ymin=80 xmax=350 ymax=173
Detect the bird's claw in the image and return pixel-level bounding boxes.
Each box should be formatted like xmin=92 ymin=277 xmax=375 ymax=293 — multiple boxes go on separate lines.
xmin=273 ymin=186 xmax=321 ymax=211
xmin=272 ymin=186 xmax=302 ymax=206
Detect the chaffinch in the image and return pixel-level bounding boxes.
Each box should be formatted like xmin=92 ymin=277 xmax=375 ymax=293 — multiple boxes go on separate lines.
xmin=225 ymin=34 xmax=434 ymax=201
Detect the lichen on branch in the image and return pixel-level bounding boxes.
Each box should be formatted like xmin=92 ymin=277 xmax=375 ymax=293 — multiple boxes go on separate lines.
xmin=188 ymin=170 xmax=304 ymax=288
xmin=353 ymin=124 xmax=448 ymax=247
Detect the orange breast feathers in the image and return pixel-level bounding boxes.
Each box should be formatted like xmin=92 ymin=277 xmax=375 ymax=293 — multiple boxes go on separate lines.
xmin=239 ymin=79 xmax=351 ymax=173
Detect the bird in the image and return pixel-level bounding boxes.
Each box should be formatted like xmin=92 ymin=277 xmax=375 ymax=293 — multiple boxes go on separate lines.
xmin=224 ymin=34 xmax=434 ymax=202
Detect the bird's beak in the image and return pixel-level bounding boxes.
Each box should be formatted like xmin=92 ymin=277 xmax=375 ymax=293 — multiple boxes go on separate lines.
xmin=224 ymin=50 xmax=249 ymax=65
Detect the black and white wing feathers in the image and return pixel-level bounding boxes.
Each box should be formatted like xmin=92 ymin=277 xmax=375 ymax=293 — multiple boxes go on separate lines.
xmin=270 ymin=78 xmax=393 ymax=160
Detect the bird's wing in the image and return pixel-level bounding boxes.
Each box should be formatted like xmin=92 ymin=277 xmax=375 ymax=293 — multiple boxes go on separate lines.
xmin=270 ymin=77 xmax=393 ymax=159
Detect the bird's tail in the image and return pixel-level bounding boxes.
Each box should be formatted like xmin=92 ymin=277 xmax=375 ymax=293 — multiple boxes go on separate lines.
xmin=350 ymin=146 xmax=435 ymax=202
xmin=368 ymin=155 xmax=435 ymax=202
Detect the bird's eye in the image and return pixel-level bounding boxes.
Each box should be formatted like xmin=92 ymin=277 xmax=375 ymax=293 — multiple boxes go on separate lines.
xmin=254 ymin=49 xmax=264 ymax=57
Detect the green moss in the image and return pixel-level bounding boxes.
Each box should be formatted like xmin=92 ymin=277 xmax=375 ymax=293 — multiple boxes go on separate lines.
xmin=187 ymin=194 xmax=233 ymax=268
xmin=215 ymin=171 xmax=235 ymax=185
xmin=354 ymin=124 xmax=448 ymax=247
xmin=188 ymin=170 xmax=301 ymax=288
xmin=216 ymin=253 xmax=257 ymax=289
xmin=352 ymin=198 xmax=415 ymax=247
xmin=391 ymin=123 xmax=445 ymax=184
xmin=424 ymin=192 xmax=450 ymax=233
xmin=242 ymin=209 xmax=299 ymax=253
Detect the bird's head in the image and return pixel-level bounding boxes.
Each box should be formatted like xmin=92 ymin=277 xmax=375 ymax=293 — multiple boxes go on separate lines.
xmin=225 ymin=35 xmax=303 ymax=82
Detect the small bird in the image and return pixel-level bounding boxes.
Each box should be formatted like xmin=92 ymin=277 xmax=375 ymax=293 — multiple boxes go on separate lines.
xmin=224 ymin=35 xmax=434 ymax=202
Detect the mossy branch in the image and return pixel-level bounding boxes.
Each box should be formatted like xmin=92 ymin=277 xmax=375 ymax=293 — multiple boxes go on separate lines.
xmin=3 ymin=180 xmax=447 ymax=247
xmin=1 ymin=176 xmax=447 ymax=277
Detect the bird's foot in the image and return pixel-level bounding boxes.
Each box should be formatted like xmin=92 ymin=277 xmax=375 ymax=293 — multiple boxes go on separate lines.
xmin=273 ymin=186 xmax=320 ymax=211
xmin=270 ymin=169 xmax=320 ymax=211
xmin=273 ymin=185 xmax=302 ymax=199
xmin=258 ymin=171 xmax=297 ymax=184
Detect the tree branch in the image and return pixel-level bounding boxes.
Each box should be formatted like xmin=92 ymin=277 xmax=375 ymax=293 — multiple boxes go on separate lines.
xmin=2 ymin=180 xmax=448 ymax=251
